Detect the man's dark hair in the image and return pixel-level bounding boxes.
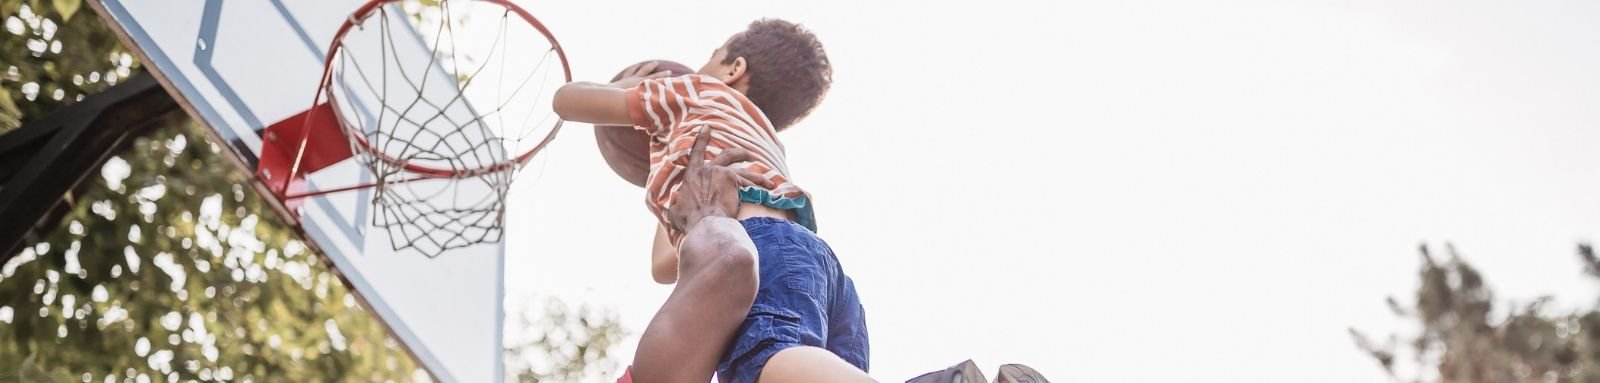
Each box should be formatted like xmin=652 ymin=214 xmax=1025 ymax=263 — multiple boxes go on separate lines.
xmin=723 ymin=19 xmax=832 ymax=131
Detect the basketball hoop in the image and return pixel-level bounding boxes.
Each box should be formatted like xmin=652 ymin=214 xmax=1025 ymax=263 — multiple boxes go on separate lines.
xmin=256 ymin=0 xmax=571 ymax=257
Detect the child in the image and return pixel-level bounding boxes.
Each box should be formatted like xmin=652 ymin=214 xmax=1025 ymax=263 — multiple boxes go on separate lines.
xmin=553 ymin=19 xmax=872 ymax=383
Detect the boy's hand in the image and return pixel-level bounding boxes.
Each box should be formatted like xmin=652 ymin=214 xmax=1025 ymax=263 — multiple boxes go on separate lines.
xmin=610 ymin=61 xmax=673 ymax=89
xmin=668 ymin=133 xmax=766 ymax=232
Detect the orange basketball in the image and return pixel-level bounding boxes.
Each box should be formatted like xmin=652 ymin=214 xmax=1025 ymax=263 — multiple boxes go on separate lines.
xmin=595 ymin=60 xmax=696 ymax=187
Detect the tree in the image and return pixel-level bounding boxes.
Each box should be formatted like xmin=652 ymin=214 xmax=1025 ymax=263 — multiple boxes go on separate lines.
xmin=1352 ymin=244 xmax=1600 ymax=383
xmin=0 ymin=120 xmax=429 ymax=381
xmin=0 ymin=0 xmax=138 ymax=133
xmin=504 ymin=296 xmax=628 ymax=382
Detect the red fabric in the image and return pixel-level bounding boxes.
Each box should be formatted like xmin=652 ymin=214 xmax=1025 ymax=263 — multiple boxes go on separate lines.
xmin=616 ymin=366 xmax=633 ymax=383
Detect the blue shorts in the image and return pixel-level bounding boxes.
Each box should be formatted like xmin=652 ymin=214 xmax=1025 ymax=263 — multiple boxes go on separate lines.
xmin=716 ymin=217 xmax=869 ymax=383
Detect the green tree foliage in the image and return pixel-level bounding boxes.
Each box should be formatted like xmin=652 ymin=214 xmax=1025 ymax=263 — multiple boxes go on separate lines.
xmin=0 ymin=0 xmax=138 ymax=133
xmin=504 ymin=296 xmax=628 ymax=382
xmin=1353 ymin=244 xmax=1600 ymax=383
xmin=0 ymin=122 xmax=427 ymax=382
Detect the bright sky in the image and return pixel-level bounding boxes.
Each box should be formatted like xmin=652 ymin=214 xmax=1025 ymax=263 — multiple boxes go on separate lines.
xmin=503 ymin=0 xmax=1600 ymax=381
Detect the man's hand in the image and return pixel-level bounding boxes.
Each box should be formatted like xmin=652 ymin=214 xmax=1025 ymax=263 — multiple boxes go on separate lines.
xmin=610 ymin=61 xmax=672 ymax=89
xmin=668 ymin=132 xmax=766 ymax=233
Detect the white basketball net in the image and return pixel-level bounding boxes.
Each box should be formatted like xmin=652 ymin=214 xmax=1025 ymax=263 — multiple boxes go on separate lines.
xmin=323 ymin=0 xmax=566 ymax=257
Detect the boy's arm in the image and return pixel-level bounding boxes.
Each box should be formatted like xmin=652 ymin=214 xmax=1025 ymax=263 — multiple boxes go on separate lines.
xmin=651 ymin=224 xmax=679 ymax=284
xmin=551 ymin=82 xmax=633 ymax=126
xmin=551 ymin=62 xmax=669 ymax=126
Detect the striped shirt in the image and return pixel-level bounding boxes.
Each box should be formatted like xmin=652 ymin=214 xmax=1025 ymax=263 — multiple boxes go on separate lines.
xmin=626 ymin=74 xmax=814 ymax=244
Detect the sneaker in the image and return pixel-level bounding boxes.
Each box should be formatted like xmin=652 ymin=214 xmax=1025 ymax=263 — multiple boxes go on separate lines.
xmin=906 ymin=359 xmax=987 ymax=383
xmin=993 ymin=364 xmax=1049 ymax=383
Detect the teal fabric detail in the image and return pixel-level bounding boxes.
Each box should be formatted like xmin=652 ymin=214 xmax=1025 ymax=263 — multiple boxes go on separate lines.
xmin=738 ymin=186 xmax=817 ymax=233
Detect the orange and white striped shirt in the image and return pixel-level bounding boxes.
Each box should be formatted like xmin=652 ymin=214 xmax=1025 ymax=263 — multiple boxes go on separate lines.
xmin=626 ymin=74 xmax=815 ymax=244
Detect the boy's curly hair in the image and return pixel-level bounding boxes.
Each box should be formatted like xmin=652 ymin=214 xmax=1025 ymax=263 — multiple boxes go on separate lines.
xmin=723 ymin=19 xmax=831 ymax=131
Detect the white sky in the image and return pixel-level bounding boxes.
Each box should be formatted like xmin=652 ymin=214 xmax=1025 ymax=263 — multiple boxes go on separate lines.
xmin=501 ymin=0 xmax=1600 ymax=381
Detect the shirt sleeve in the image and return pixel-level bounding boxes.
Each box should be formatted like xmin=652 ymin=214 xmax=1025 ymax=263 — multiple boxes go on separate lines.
xmin=626 ymin=75 xmax=697 ymax=139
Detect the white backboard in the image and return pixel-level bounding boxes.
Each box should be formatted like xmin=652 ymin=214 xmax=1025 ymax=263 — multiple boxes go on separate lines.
xmin=90 ymin=1 xmax=504 ymax=381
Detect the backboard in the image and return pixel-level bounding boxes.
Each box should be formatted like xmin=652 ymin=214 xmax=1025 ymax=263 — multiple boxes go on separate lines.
xmin=88 ymin=1 xmax=506 ymax=381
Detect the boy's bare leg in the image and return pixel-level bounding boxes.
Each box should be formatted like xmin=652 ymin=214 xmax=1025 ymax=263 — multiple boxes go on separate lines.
xmin=757 ymin=346 xmax=877 ymax=383
xmin=632 ymin=216 xmax=759 ymax=383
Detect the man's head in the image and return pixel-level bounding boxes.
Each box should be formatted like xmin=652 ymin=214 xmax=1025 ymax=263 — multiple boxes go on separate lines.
xmin=697 ymin=19 xmax=831 ymax=131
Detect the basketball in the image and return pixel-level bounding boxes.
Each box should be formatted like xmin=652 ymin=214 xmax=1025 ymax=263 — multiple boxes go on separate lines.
xmin=595 ymin=60 xmax=695 ymax=187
